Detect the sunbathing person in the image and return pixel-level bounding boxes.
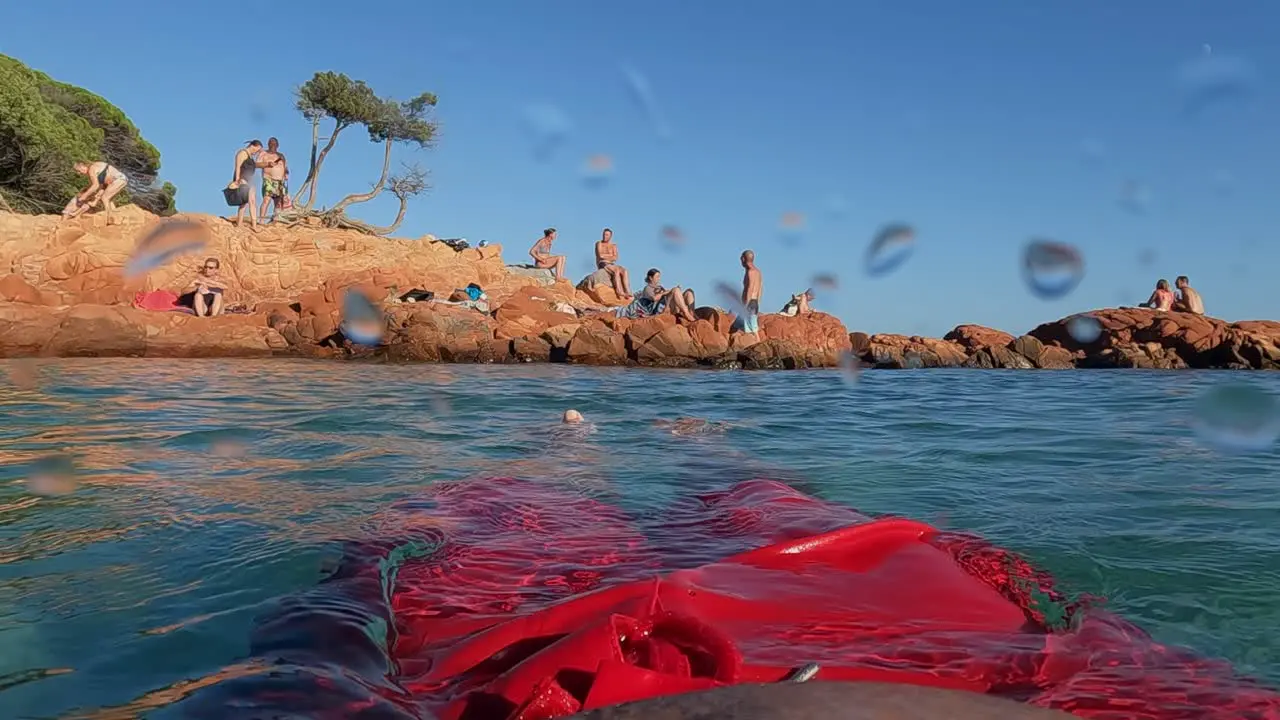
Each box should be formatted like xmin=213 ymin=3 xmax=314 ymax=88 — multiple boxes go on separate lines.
xmin=62 ymin=161 xmax=129 ymax=225
xmin=1174 ymin=275 xmax=1205 ymax=314
xmin=614 ymin=268 xmax=695 ymax=322
xmin=529 ymin=227 xmax=567 ymax=280
xmin=594 ymin=228 xmax=632 ymax=297
xmin=780 ymin=289 xmax=814 ymax=316
xmin=1142 ymin=278 xmax=1175 ymax=311
xmin=187 ymin=257 xmax=226 ymax=317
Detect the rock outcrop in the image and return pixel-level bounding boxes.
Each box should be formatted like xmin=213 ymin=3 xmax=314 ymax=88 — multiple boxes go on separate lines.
xmin=0 ymin=209 xmax=1274 ymax=369
xmin=0 ymin=209 xmax=849 ymax=369
xmin=851 ymin=308 xmax=1279 ymax=371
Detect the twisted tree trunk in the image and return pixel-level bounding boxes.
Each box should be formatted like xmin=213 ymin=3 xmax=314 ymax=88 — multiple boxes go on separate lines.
xmin=294 ymin=119 xmax=347 ymax=210
xmin=331 ymin=137 xmax=392 ymax=213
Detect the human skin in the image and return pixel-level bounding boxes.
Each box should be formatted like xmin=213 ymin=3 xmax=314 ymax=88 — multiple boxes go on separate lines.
xmin=569 ymin=682 xmax=1075 ymax=720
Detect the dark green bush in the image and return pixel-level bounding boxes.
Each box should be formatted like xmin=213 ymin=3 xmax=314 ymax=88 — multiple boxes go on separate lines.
xmin=0 ymin=54 xmax=177 ymax=215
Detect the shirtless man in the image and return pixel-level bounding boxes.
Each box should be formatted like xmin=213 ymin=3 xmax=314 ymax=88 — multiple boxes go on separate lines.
xmin=594 ymin=228 xmax=632 ymax=297
xmin=63 ymin=161 xmax=128 ymax=225
xmin=529 ymin=227 xmax=567 ymax=281
xmin=187 ymin=257 xmax=227 ymax=317
xmin=730 ymin=249 xmax=763 ymax=335
xmin=258 ymin=137 xmax=289 ymax=221
xmin=1174 ymin=275 xmax=1205 ymax=314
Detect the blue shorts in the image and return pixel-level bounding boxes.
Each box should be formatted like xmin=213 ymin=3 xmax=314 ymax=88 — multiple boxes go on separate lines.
xmin=731 ymin=299 xmax=760 ymax=333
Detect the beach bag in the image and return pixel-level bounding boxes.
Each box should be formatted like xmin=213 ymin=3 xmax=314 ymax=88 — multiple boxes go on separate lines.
xmin=222 ymin=184 xmax=250 ymax=207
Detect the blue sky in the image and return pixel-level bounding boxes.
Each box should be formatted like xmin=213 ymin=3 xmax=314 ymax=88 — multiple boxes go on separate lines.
xmin=3 ymin=1 xmax=1275 ymax=335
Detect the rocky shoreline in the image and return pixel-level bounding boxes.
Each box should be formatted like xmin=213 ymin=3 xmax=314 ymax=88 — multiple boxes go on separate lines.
xmin=0 ymin=208 xmax=1276 ymax=370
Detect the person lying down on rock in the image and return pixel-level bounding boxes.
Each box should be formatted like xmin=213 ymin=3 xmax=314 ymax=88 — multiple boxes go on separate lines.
xmin=780 ymin=289 xmax=814 ymax=316
xmin=612 ymin=268 xmax=696 ymax=322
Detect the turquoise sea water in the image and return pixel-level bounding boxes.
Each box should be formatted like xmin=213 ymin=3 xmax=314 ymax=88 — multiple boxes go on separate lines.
xmin=1 ymin=360 xmax=1278 ymax=717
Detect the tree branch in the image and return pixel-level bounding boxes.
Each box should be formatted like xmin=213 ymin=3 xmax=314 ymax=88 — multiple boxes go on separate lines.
xmin=331 ymin=136 xmax=392 ymax=212
xmin=300 ymin=120 xmax=348 ymax=210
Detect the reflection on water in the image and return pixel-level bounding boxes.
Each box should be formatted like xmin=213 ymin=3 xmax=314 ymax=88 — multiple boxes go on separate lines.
xmin=0 ymin=360 xmax=1278 ymax=716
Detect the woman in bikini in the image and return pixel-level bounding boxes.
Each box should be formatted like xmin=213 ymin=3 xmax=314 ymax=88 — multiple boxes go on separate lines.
xmin=62 ymin=161 xmax=128 ymax=224
xmin=1142 ymin=278 xmax=1175 ymax=311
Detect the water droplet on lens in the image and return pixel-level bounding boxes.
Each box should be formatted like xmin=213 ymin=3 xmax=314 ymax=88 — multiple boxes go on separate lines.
xmin=581 ymin=154 xmax=614 ymax=189
xmin=864 ymin=223 xmax=916 ymax=277
xmin=5 ymin=359 xmax=40 ymax=390
xmin=522 ymin=102 xmax=572 ymax=162
xmin=1211 ymin=170 xmax=1235 ymax=196
xmin=125 ymin=221 xmax=211 ymax=278
xmin=1079 ymin=138 xmax=1106 ymax=164
xmin=1118 ymin=180 xmax=1153 ymax=215
xmin=1137 ymin=248 xmax=1158 ymax=267
xmin=431 ymin=395 xmax=451 ymax=418
xmin=342 ymin=290 xmax=385 ymax=346
xmin=1022 ymin=239 xmax=1084 ymax=299
xmin=621 ymin=64 xmax=671 ymax=140
xmin=824 ymin=193 xmax=849 ymax=219
xmin=659 ymin=225 xmax=686 ymax=253
xmin=810 ymin=273 xmax=839 ymax=293
xmin=713 ymin=281 xmax=745 ymax=314
xmin=1067 ymin=315 xmax=1103 ymax=343
xmin=778 ymin=211 xmax=806 ymax=247
xmin=1191 ymin=384 xmax=1280 ymax=454
xmin=211 ymin=438 xmax=248 ymax=458
xmin=27 ymin=454 xmax=78 ymax=496
xmin=838 ymin=350 xmax=862 ymax=387
xmin=1178 ymin=54 xmax=1256 ymax=115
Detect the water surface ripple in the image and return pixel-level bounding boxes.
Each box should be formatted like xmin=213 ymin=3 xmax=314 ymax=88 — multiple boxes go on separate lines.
xmin=0 ymin=360 xmax=1277 ymax=716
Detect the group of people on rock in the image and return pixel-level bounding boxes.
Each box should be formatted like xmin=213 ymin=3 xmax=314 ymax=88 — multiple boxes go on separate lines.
xmin=227 ymin=138 xmax=290 ymax=232
xmin=61 ymin=138 xmax=291 ymax=233
xmin=530 ymin=227 xmax=784 ymax=336
xmin=1142 ymin=276 xmax=1204 ymax=314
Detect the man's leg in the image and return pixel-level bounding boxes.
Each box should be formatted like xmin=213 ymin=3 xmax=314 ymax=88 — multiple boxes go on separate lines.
xmin=99 ymin=180 xmax=126 ymax=225
xmin=618 ymin=267 xmax=631 ymax=296
xmin=210 ymin=293 xmax=225 ymax=317
xmin=259 ymin=185 xmax=272 ymax=219
xmin=194 ymin=293 xmax=209 ymax=317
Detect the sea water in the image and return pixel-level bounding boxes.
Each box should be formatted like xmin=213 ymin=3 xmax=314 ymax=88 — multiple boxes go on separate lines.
xmin=0 ymin=359 xmax=1278 ymax=716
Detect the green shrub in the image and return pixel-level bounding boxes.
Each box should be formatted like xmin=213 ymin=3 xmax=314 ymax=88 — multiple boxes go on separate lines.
xmin=0 ymin=54 xmax=177 ymax=215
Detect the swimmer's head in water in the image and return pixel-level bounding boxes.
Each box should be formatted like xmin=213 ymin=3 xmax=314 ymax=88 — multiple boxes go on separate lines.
xmin=563 ymin=409 xmax=584 ymax=424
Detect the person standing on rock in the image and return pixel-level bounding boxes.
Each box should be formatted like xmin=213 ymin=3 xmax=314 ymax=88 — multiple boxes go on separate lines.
xmin=63 ymin=161 xmax=129 ymax=225
xmin=529 ymin=227 xmax=567 ymax=281
xmin=730 ymin=249 xmax=763 ymax=336
xmin=229 ymin=140 xmax=277 ymax=233
xmin=258 ymin=137 xmax=289 ymax=222
xmin=1174 ymin=275 xmax=1205 ymax=315
xmin=594 ymin=228 xmax=632 ymax=298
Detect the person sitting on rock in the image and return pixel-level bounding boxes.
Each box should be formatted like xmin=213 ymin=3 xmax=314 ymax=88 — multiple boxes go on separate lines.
xmin=1142 ymin=278 xmax=1175 ymax=311
xmin=529 ymin=227 xmax=567 ymax=281
xmin=62 ymin=161 xmax=129 ymax=225
xmin=780 ymin=289 xmax=814 ymax=317
xmin=187 ymin=257 xmax=226 ymax=317
xmin=1174 ymin=275 xmax=1205 ymax=315
xmin=614 ymin=268 xmax=696 ymax=322
xmin=594 ymin=228 xmax=632 ymax=298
